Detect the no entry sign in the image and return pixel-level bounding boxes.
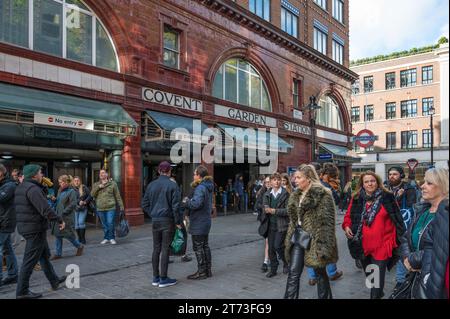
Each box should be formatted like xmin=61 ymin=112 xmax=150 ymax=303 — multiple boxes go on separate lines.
xmin=355 ymin=129 xmax=376 ymax=148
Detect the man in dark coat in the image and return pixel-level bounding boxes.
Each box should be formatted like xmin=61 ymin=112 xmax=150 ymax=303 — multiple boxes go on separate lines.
xmin=0 ymin=164 xmax=18 ymax=286
xmin=14 ymin=164 xmax=66 ymax=299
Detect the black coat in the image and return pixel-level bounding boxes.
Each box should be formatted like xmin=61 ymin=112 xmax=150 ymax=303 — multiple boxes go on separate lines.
xmin=262 ymin=188 xmax=289 ymax=232
xmin=14 ymin=179 xmax=63 ymax=235
xmin=0 ymin=177 xmax=16 ymax=233
xmin=75 ymin=185 xmax=92 ymax=211
xmin=421 ymin=200 xmax=449 ymax=299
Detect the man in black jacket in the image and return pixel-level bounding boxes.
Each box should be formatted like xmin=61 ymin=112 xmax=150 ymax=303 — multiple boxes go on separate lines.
xmin=0 ymin=164 xmax=18 ymax=286
xmin=14 ymin=164 xmax=66 ymax=299
xmin=142 ymin=161 xmax=182 ymax=288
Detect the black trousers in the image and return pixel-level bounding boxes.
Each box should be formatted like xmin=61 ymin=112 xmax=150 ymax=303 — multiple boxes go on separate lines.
xmin=152 ymin=221 xmax=174 ymax=278
xmin=192 ymin=234 xmax=211 ymax=274
xmin=284 ymin=244 xmax=332 ymax=299
xmin=16 ymin=231 xmax=60 ymax=296
xmin=180 ymin=225 xmax=188 ymax=256
xmin=361 ymin=255 xmax=388 ymax=299
xmin=267 ymin=227 xmax=287 ymax=272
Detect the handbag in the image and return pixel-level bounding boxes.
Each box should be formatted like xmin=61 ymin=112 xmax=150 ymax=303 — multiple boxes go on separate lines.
xmin=290 ymin=226 xmax=311 ymax=250
xmin=170 ymin=228 xmax=185 ymax=255
xmin=389 ymin=271 xmax=428 ymax=299
xmin=258 ymin=215 xmax=269 ymax=238
xmin=116 ymin=210 xmax=130 ymax=238
xmin=347 ymin=208 xmax=366 ymax=260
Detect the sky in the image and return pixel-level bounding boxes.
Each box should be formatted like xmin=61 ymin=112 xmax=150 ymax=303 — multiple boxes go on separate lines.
xmin=349 ymin=0 xmax=449 ymax=60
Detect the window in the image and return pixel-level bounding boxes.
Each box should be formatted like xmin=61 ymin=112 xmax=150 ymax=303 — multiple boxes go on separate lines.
xmin=317 ymin=95 xmax=344 ymax=131
xmin=364 ymin=105 xmax=374 ymax=121
xmin=249 ymin=0 xmax=270 ymax=21
xmin=422 ymin=97 xmax=434 ymax=116
xmin=386 ymin=102 xmax=396 ymax=119
xmin=400 ymin=69 xmax=417 ymax=87
xmin=351 ymin=107 xmax=360 ymax=123
xmin=401 ymin=100 xmax=418 ymax=118
xmin=281 ymin=6 xmax=298 ymax=38
xmin=385 ymin=72 xmax=395 ymax=90
xmin=386 ymin=132 xmax=396 ymax=150
xmin=401 ymin=131 xmax=417 ymax=149
xmin=332 ymin=0 xmax=344 ymax=23
xmin=332 ymin=40 xmax=344 ymax=64
xmin=0 ymin=0 xmax=119 ymax=71
xmin=163 ymin=25 xmax=180 ymax=69
xmin=212 ymin=58 xmax=271 ymax=111
xmin=422 ymin=129 xmax=432 ymax=148
xmin=352 ymin=80 xmax=360 ymax=94
xmin=293 ymin=78 xmax=302 ymax=109
xmin=422 ymin=66 xmax=433 ymax=84
xmin=314 ymin=27 xmax=327 ymax=55
xmin=314 ymin=0 xmax=327 ymax=10
xmin=364 ymin=76 xmax=373 ymax=93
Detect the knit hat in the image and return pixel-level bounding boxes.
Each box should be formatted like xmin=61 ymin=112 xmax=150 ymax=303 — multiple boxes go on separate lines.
xmin=23 ymin=164 xmax=41 ymax=179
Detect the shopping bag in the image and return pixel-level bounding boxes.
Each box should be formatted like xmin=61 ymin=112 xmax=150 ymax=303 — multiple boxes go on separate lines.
xmin=170 ymin=228 xmax=185 ymax=254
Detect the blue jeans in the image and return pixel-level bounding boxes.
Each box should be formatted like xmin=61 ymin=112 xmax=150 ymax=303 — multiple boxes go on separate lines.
xmin=396 ymin=260 xmax=408 ymax=283
xmin=97 ymin=210 xmax=116 ymax=240
xmin=55 ymin=236 xmax=82 ymax=256
xmin=307 ymin=263 xmax=337 ymax=279
xmin=75 ymin=209 xmax=87 ymax=229
xmin=0 ymin=233 xmax=18 ymax=280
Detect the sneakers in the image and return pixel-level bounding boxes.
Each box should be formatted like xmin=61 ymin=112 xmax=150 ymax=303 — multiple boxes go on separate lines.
xmin=158 ymin=277 xmax=177 ymax=288
xmin=2 ymin=275 xmax=18 ymax=286
xmin=16 ymin=290 xmax=43 ymax=299
xmin=181 ymin=255 xmax=192 ymax=262
xmin=101 ymin=239 xmax=109 ymax=245
xmin=51 ymin=275 xmax=67 ymax=291
xmin=261 ymin=263 xmax=269 ymax=273
xmin=152 ymin=276 xmax=160 ymax=287
xmin=110 ymin=239 xmax=117 ymax=245
xmin=329 ymin=270 xmax=343 ymax=281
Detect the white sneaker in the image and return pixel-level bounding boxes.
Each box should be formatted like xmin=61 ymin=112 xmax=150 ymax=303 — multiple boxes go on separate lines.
xmin=101 ymin=239 xmax=109 ymax=244
xmin=110 ymin=239 xmax=117 ymax=245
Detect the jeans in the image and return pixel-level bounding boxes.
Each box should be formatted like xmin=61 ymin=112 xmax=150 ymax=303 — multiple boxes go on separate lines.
xmin=284 ymin=244 xmax=332 ymax=299
xmin=307 ymin=263 xmax=338 ymax=279
xmin=97 ymin=210 xmax=116 ymax=240
xmin=396 ymin=260 xmax=408 ymax=283
xmin=152 ymin=221 xmax=175 ymax=279
xmin=55 ymin=236 xmax=82 ymax=256
xmin=267 ymin=227 xmax=287 ymax=273
xmin=361 ymin=255 xmax=388 ymax=299
xmin=16 ymin=231 xmax=60 ymax=296
xmin=75 ymin=209 xmax=87 ymax=230
xmin=0 ymin=233 xmax=18 ymax=280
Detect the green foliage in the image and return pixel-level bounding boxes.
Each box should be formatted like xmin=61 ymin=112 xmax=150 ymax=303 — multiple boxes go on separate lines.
xmin=438 ymin=36 xmax=449 ymax=45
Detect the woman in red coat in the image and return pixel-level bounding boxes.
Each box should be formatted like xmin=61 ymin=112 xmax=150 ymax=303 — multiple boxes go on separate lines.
xmin=342 ymin=171 xmax=405 ymax=299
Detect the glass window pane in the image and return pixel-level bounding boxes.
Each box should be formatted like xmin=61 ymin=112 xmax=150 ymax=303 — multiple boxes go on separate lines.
xmin=293 ymin=16 xmax=298 ymax=37
xmin=263 ymin=0 xmax=270 ymax=21
xmin=66 ymin=0 xmax=89 ymax=11
xmin=34 ymin=0 xmax=63 ymax=57
xmin=226 ymin=58 xmax=237 ymax=67
xmin=96 ymin=20 xmax=117 ymax=71
xmin=163 ymin=49 xmax=178 ymax=68
xmin=261 ymin=82 xmax=270 ymax=111
xmin=163 ymin=27 xmax=178 ymax=51
xmin=281 ymin=8 xmax=286 ymax=32
xmin=238 ymin=70 xmax=249 ymax=106
xmin=66 ymin=9 xmax=92 ymax=64
xmin=238 ymin=59 xmax=249 ymax=71
xmin=225 ymin=65 xmax=237 ymax=103
xmin=212 ymin=66 xmax=223 ymax=99
xmin=286 ymin=13 xmax=292 ymax=35
xmin=251 ymin=75 xmax=261 ymax=108
xmin=0 ymin=0 xmax=29 ymax=47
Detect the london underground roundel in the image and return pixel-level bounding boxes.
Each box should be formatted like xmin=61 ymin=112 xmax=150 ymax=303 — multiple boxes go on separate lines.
xmin=355 ymin=129 xmax=376 ymax=148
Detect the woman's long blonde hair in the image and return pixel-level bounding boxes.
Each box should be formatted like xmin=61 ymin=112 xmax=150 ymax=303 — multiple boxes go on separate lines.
xmin=297 ymin=164 xmax=322 ymax=187
xmin=72 ymin=176 xmax=84 ymax=196
xmin=281 ymin=173 xmax=293 ymax=194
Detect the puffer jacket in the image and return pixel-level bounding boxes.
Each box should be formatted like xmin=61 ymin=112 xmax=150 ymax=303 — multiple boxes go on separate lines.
xmin=0 ymin=177 xmax=16 ymax=233
xmin=261 ymin=187 xmax=289 ymax=232
xmin=421 ymin=199 xmax=449 ymax=299
xmin=285 ymin=184 xmax=338 ymax=268
xmin=186 ymin=176 xmax=214 ymax=236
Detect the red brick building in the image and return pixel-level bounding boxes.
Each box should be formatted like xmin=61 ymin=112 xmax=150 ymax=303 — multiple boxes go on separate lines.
xmin=0 ymin=0 xmax=358 ymax=225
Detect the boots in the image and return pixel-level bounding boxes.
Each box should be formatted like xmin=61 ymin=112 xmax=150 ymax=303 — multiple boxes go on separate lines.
xmin=204 ymin=245 xmax=212 ymax=277
xmin=79 ymin=229 xmax=86 ymax=245
xmin=316 ymin=268 xmax=333 ymax=299
xmin=187 ymin=238 xmax=208 ymax=280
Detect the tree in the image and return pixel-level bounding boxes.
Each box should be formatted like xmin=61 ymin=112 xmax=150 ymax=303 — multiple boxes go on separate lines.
xmin=438 ymin=36 xmax=449 ymax=45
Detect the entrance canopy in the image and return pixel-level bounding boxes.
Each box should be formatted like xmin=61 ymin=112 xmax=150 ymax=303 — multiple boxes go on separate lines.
xmin=319 ymin=142 xmax=361 ymax=163
xmin=0 ymin=83 xmax=137 ymax=136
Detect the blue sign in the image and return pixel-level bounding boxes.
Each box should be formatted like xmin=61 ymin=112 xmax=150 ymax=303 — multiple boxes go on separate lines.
xmin=319 ymin=154 xmax=332 ymax=160
xmin=287 ymin=166 xmax=297 ymax=176
xmin=354 ymin=135 xmax=377 ymax=142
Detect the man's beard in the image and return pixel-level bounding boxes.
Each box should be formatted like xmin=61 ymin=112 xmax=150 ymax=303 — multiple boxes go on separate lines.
xmin=389 ymin=179 xmax=402 ymax=187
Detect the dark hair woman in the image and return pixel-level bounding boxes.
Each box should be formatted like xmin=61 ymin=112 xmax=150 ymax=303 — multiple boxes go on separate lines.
xmin=342 ymin=171 xmax=405 ymax=299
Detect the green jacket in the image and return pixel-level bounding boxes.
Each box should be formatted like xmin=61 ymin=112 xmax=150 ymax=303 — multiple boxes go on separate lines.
xmin=51 ymin=187 xmax=77 ymax=238
xmin=91 ymin=180 xmax=124 ymax=212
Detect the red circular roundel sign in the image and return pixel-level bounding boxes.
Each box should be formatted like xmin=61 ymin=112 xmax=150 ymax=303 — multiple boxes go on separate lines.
xmin=355 ymin=129 xmax=375 ymax=148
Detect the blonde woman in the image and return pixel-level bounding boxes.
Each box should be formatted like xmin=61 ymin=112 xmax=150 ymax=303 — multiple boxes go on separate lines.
xmin=51 ymin=175 xmax=84 ymax=259
xmin=72 ymin=176 xmax=92 ymax=244
xmin=281 ymin=173 xmax=293 ymax=194
xmin=284 ymin=165 xmax=338 ymax=299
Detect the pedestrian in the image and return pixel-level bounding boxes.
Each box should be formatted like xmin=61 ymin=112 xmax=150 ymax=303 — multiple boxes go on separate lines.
xmin=0 ymin=164 xmax=19 ymax=287
xmin=50 ymin=175 xmax=84 ymax=259
xmin=281 ymin=173 xmax=293 ymax=194
xmin=343 ymin=171 xmax=405 ymax=299
xmin=181 ymin=165 xmax=214 ymax=280
xmin=398 ymin=168 xmax=448 ymax=298
xmin=385 ymin=166 xmax=419 ymax=288
xmin=14 ymin=164 xmax=66 ymax=299
xmin=72 ymin=176 xmax=91 ymax=245
xmin=142 ymin=161 xmax=182 ymax=288
xmin=284 ymin=164 xmax=338 ymax=299
xmin=234 ymin=174 xmax=245 ymax=213
xmin=91 ymin=169 xmax=124 ymax=245
xmin=255 ymin=176 xmax=271 ymax=273
xmin=263 ymin=173 xmax=290 ymax=278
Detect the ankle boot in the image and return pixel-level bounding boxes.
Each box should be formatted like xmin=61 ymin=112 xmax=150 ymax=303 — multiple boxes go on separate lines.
xmin=76 ymin=229 xmax=81 ymax=242
xmin=188 ymin=241 xmax=207 ymax=280
xmin=79 ymin=229 xmax=86 ymax=245
xmin=204 ymin=246 xmax=212 ymax=277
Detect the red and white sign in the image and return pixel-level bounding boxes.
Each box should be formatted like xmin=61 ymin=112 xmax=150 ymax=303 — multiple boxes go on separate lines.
xmin=355 ymin=129 xmax=376 ymax=148
xmin=407 ymin=158 xmax=419 ymax=172
xmin=34 ymin=113 xmax=94 ymax=131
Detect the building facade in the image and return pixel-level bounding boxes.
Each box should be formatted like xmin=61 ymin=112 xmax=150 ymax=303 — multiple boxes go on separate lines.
xmin=0 ymin=0 xmax=357 ymax=225
xmin=350 ymin=43 xmax=449 ymax=181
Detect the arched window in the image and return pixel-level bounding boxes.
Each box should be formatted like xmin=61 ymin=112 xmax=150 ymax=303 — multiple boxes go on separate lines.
xmin=0 ymin=0 xmax=119 ymax=72
xmin=212 ymin=58 xmax=272 ymax=111
xmin=316 ymin=95 xmax=344 ymax=131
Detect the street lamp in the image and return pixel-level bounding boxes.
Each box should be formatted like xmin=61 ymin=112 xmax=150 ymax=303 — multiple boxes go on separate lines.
xmin=429 ymin=105 xmax=435 ymax=168
xmin=305 ymin=96 xmax=321 ymax=162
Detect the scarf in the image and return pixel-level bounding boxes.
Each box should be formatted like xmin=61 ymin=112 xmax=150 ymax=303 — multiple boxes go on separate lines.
xmin=362 ymin=188 xmax=383 ymax=227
